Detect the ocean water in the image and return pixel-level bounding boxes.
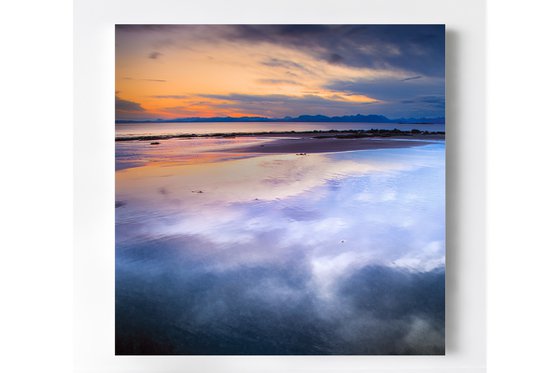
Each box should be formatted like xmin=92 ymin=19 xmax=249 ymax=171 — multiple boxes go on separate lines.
xmin=116 ymin=121 xmax=445 ymax=137
xmin=115 ymin=138 xmax=445 ymax=354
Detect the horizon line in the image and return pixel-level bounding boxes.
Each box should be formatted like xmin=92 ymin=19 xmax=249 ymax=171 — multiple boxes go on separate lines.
xmin=115 ymin=113 xmax=445 ymax=124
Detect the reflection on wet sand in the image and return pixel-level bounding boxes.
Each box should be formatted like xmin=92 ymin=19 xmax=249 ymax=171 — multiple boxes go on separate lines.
xmin=117 ymin=152 xmax=409 ymax=206
xmin=116 ymin=137 xmax=445 ymax=355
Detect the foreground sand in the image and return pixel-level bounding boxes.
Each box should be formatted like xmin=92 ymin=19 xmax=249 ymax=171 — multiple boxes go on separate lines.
xmin=221 ymin=134 xmax=444 ymax=154
xmin=116 ymin=130 xmax=445 ymax=155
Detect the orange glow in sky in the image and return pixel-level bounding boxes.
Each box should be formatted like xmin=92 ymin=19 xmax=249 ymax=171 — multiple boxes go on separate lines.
xmin=115 ymin=25 xmax=445 ymax=120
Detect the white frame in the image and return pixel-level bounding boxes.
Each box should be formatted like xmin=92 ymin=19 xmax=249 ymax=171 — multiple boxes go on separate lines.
xmin=74 ymin=0 xmax=486 ymax=371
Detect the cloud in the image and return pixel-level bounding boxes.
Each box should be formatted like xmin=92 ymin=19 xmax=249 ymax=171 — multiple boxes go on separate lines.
xmin=115 ymin=25 xmax=445 ymax=118
xmin=401 ymin=95 xmax=445 ymax=109
xmin=151 ymin=95 xmax=189 ymax=99
xmin=157 ymin=106 xmax=206 ymax=117
xmin=116 ymin=25 xmax=183 ymax=32
xmin=195 ymin=93 xmax=378 ymax=117
xmin=325 ymin=77 xmax=445 ymax=117
xmin=117 ymin=25 xmax=445 ymax=77
xmin=116 ymin=95 xmax=170 ymax=120
xmin=115 ymin=95 xmax=145 ymax=112
xmin=327 ymin=77 xmax=443 ymax=101
xmin=327 ymin=53 xmax=344 ymax=64
xmin=260 ymin=58 xmax=312 ymax=74
xmin=199 ymin=93 xmax=347 ymax=108
xmin=222 ymin=25 xmax=445 ymax=77
xmin=402 ymin=75 xmax=423 ymax=81
xmin=257 ymin=79 xmax=299 ymax=86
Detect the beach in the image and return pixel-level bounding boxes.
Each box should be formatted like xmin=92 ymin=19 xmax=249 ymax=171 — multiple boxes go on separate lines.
xmin=220 ymin=132 xmax=443 ymax=153
xmin=116 ymin=129 xmax=444 ymax=165
xmin=115 ymin=134 xmax=446 ymax=354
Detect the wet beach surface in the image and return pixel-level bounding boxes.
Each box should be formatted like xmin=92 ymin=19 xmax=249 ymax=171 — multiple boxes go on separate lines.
xmin=115 ymin=137 xmax=445 ymax=355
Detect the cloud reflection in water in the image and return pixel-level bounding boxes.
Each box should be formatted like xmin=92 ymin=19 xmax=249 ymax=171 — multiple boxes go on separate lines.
xmin=116 ymin=140 xmax=445 ymax=354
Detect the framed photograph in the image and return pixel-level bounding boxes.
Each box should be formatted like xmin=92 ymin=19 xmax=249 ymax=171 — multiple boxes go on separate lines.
xmin=115 ymin=24 xmax=446 ymax=356
xmin=75 ymin=0 xmax=485 ymax=371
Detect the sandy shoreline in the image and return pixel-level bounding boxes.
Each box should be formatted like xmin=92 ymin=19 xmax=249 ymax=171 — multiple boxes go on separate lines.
xmin=222 ymin=136 xmax=441 ymax=153
xmin=117 ymin=130 xmax=444 ymax=154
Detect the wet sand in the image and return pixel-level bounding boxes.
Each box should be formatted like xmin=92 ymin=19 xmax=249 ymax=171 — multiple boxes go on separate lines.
xmin=222 ymin=134 xmax=444 ymax=154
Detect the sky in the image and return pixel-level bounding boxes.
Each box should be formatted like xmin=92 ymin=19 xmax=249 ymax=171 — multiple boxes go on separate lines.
xmin=115 ymin=25 xmax=445 ymax=121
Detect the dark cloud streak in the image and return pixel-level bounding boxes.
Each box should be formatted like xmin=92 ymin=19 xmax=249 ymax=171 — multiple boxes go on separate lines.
xmin=224 ymin=25 xmax=445 ymax=77
xmin=402 ymin=75 xmax=423 ymax=81
xmin=117 ymin=25 xmax=445 ymax=77
xmin=115 ymin=95 xmax=145 ymax=112
xmin=257 ymin=79 xmax=300 ymax=85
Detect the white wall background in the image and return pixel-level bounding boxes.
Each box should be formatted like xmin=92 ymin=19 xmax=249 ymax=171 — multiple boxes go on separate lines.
xmin=74 ymin=1 xmax=486 ymax=372
xmin=3 ymin=1 xmax=559 ymax=373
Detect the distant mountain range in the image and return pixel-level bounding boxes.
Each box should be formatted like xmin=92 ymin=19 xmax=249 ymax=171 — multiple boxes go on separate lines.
xmin=116 ymin=114 xmax=445 ymax=124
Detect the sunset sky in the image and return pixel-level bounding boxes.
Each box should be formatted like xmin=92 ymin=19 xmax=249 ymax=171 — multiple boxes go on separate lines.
xmin=115 ymin=25 xmax=445 ymax=121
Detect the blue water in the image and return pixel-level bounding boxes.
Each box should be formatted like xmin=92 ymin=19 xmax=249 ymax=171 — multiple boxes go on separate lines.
xmin=115 ymin=139 xmax=445 ymax=354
